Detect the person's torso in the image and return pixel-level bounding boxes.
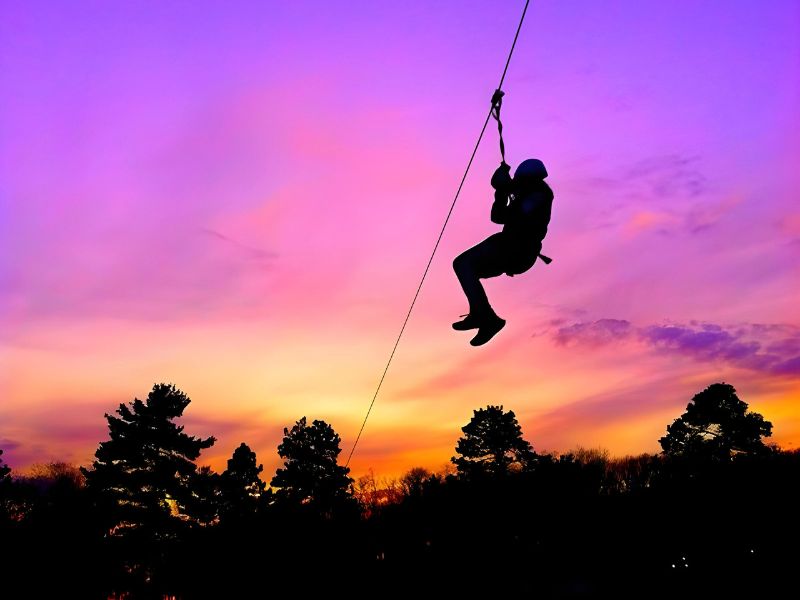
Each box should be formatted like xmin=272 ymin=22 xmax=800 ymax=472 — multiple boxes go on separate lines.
xmin=501 ymin=184 xmax=553 ymax=248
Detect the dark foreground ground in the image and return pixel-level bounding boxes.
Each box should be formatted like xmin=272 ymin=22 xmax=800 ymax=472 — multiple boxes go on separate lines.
xmin=3 ymin=452 xmax=798 ymax=599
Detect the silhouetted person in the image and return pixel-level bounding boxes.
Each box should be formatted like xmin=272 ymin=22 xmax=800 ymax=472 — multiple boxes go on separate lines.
xmin=453 ymin=159 xmax=553 ymax=346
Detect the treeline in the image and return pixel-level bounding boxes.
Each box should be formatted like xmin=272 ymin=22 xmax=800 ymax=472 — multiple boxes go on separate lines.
xmin=1 ymin=382 xmax=799 ymax=599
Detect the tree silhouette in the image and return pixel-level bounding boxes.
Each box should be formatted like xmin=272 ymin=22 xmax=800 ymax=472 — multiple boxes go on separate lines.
xmin=219 ymin=442 xmax=267 ymax=522
xmin=0 ymin=450 xmax=10 ymax=522
xmin=188 ymin=465 xmax=222 ymax=527
xmin=2 ymin=383 xmax=800 ymax=597
xmin=400 ymin=467 xmax=433 ymax=498
xmin=270 ymin=417 xmax=354 ymax=514
xmin=659 ymin=382 xmax=773 ymax=461
xmin=0 ymin=449 xmax=9 ymax=482
xmin=81 ymin=383 xmax=216 ymax=536
xmin=452 ymin=405 xmax=536 ymax=477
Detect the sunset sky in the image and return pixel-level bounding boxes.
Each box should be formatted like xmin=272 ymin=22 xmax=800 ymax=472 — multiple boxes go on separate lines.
xmin=1 ymin=0 xmax=798 ymax=480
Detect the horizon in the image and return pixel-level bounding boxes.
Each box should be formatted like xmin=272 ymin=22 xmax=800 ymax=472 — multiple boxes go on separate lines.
xmin=2 ymin=0 xmax=799 ymax=481
xmin=2 ymin=378 xmax=792 ymax=484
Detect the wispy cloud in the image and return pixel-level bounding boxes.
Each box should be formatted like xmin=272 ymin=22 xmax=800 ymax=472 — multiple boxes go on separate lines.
xmin=580 ymin=154 xmax=708 ymax=200
xmin=552 ymin=319 xmax=800 ymax=377
xmin=201 ymin=228 xmax=277 ymax=262
xmin=554 ymin=318 xmax=634 ymax=347
xmin=576 ymin=153 xmax=748 ymax=237
xmin=0 ymin=439 xmax=21 ymax=452
xmin=624 ymin=154 xmax=708 ymax=199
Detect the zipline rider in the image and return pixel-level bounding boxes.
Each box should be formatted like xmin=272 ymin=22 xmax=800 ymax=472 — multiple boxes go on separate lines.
xmin=452 ymin=91 xmax=554 ymax=346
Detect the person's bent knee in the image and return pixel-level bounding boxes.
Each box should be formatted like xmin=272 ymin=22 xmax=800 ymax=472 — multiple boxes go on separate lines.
xmin=453 ymin=253 xmax=469 ymax=273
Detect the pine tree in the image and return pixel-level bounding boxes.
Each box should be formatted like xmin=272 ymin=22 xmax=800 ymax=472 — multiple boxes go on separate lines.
xmin=0 ymin=449 xmax=9 ymax=482
xmin=219 ymin=443 xmax=267 ymax=522
xmin=270 ymin=417 xmax=354 ymax=514
xmin=82 ymin=383 xmax=216 ymax=537
xmin=0 ymin=449 xmax=10 ymax=520
xmin=660 ymin=382 xmax=773 ymax=461
xmin=452 ymin=405 xmax=536 ymax=477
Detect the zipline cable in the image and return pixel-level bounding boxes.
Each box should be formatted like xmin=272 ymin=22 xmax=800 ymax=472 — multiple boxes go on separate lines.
xmin=344 ymin=0 xmax=532 ymax=468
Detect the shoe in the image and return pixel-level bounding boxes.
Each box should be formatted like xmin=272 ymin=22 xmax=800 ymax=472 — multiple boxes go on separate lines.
xmin=470 ymin=315 xmax=506 ymax=346
xmin=452 ymin=314 xmax=483 ymax=331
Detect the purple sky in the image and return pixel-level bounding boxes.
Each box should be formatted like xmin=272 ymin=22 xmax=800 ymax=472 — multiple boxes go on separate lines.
xmin=1 ymin=1 xmax=799 ymax=477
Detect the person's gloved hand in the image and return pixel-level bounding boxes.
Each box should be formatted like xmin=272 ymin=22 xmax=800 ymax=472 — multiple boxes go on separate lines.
xmin=491 ymin=161 xmax=512 ymax=190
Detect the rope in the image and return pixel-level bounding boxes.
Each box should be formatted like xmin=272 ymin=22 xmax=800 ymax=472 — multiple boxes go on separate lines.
xmin=491 ymin=89 xmax=506 ymax=164
xmin=344 ymin=0 xmax=532 ymax=469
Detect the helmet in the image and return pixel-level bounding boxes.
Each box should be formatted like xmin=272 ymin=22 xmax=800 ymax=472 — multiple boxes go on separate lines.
xmin=514 ymin=158 xmax=548 ymax=180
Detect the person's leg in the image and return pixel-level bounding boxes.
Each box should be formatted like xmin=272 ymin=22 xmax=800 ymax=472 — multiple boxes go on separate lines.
xmin=452 ymin=234 xmax=507 ymax=322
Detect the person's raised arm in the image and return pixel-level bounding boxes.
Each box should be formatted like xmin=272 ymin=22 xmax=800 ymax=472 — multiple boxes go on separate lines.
xmin=490 ymin=162 xmax=512 ymax=223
